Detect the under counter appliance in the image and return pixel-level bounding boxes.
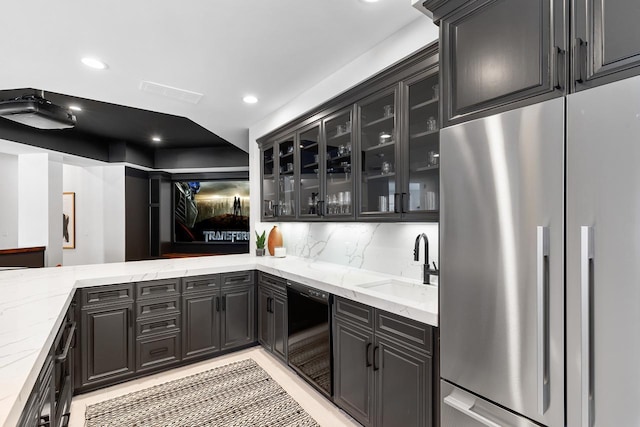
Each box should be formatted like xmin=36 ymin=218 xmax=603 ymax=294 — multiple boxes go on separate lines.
xmin=440 ymin=98 xmax=565 ymax=426
xmin=286 ymin=282 xmax=332 ymax=398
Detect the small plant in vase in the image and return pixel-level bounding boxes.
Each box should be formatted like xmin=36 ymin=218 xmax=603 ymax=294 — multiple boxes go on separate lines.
xmin=255 ymin=231 xmax=266 ymax=256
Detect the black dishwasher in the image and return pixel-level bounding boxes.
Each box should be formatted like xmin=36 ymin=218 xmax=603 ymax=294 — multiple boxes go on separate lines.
xmin=286 ymin=282 xmax=332 ymax=398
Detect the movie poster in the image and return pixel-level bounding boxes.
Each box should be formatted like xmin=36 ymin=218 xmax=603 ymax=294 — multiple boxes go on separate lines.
xmin=174 ymin=181 xmax=250 ymax=243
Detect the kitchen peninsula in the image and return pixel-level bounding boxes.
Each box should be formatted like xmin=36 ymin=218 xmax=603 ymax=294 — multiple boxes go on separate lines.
xmin=0 ymin=254 xmax=438 ymax=427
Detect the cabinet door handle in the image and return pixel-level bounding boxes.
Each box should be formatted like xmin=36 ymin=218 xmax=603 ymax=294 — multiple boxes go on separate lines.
xmin=317 ymin=200 xmax=324 ymax=217
xmin=273 ymin=204 xmax=279 ymax=218
xmin=394 ymin=193 xmax=400 ymax=214
xmin=222 ymin=295 xmax=226 ymax=311
xmin=55 ymin=322 xmax=77 ymax=362
xmin=575 ymin=38 xmax=588 ymax=84
xmin=536 ymin=226 xmax=550 ymax=414
xmin=216 ymin=296 xmax=220 ymax=312
xmin=365 ymin=342 xmax=372 ymax=367
xmin=149 ymin=347 xmax=169 ymax=356
xmin=401 ymin=192 xmax=408 ymax=214
xmin=269 ymin=297 xmax=273 ymax=313
xmin=373 ymin=345 xmax=380 ymax=371
xmin=581 ymin=226 xmax=594 ymax=427
xmin=554 ymin=47 xmax=566 ymax=91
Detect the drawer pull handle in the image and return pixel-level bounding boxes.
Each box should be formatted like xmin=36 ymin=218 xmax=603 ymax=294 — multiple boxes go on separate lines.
xmin=149 ymin=303 xmax=170 ymax=311
xmin=149 ymin=285 xmax=173 ymax=293
xmin=55 ymin=322 xmax=76 ymax=362
xmin=97 ymin=290 xmax=120 ymax=300
xmin=149 ymin=321 xmax=169 ymax=330
xmin=149 ymin=347 xmax=169 ymax=356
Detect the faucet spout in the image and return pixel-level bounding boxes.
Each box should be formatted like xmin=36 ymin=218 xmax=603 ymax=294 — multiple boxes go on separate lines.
xmin=414 ymin=233 xmax=432 ymax=284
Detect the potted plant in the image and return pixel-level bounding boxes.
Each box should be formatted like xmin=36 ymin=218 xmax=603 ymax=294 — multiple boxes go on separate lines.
xmin=255 ymin=231 xmax=266 ymax=256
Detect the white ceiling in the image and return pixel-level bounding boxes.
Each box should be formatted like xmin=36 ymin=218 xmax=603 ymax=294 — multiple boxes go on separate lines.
xmin=0 ymin=0 xmax=430 ymax=152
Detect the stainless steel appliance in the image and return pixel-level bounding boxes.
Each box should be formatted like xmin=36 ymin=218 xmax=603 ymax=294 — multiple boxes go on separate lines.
xmin=286 ymin=282 xmax=332 ymax=398
xmin=566 ymin=75 xmax=640 ymax=427
xmin=440 ymin=98 xmax=565 ymax=426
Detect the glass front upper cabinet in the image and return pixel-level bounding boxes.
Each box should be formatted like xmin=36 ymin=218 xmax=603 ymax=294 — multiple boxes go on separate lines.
xmin=405 ymin=71 xmax=439 ymax=218
xmin=358 ymin=87 xmax=400 ymax=217
xmin=297 ymin=122 xmax=321 ymax=219
xmin=261 ymin=143 xmax=276 ymax=220
xmin=323 ymin=108 xmax=355 ymax=219
xmin=276 ymin=134 xmax=296 ymax=219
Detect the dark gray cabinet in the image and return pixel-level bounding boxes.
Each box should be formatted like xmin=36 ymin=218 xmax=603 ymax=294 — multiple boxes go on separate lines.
xmin=182 ymin=291 xmax=220 ymax=360
xmin=257 ymin=272 xmax=287 ymax=362
xmin=573 ymin=0 xmax=640 ymax=90
xmin=439 ymin=0 xmax=567 ymax=125
xmin=258 ymin=44 xmax=439 ymax=223
xmin=79 ymin=284 xmax=135 ymax=390
xmin=333 ymin=297 xmax=434 ymax=427
xmin=220 ymin=284 xmax=255 ymax=350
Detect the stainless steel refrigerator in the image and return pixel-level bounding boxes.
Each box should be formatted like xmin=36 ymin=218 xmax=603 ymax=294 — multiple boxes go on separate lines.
xmin=440 ymin=98 xmax=565 ymax=426
xmin=566 ymin=75 xmax=640 ymax=427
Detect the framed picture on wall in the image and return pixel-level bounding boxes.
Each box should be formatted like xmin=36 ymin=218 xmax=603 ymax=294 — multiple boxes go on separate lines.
xmin=63 ymin=192 xmax=76 ymax=249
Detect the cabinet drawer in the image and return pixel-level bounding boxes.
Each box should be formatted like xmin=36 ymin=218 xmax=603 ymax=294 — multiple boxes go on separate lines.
xmin=136 ymin=333 xmax=180 ymax=372
xmin=375 ymin=310 xmax=432 ymax=354
xmin=136 ymin=297 xmax=180 ymax=319
xmin=82 ymin=283 xmax=133 ymax=306
xmin=182 ymin=275 xmax=220 ymax=294
xmin=137 ymin=314 xmax=180 ymax=337
xmin=258 ymin=271 xmax=286 ymax=292
xmin=221 ymin=271 xmax=254 ymax=287
xmin=136 ymin=279 xmax=179 ymax=300
xmin=334 ymin=297 xmax=374 ymax=329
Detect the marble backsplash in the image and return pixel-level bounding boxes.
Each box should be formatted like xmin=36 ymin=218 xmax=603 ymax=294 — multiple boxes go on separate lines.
xmin=256 ymin=222 xmax=439 ymax=283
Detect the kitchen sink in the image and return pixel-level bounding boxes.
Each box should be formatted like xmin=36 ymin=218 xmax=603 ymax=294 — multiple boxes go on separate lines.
xmin=357 ymin=279 xmax=429 ymax=299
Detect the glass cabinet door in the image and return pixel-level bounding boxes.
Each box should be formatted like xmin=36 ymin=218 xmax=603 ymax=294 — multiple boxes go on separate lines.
xmin=406 ymin=72 xmax=439 ymax=215
xmin=324 ymin=109 xmax=354 ymax=218
xmin=262 ymin=144 xmax=276 ymax=220
xmin=358 ymin=88 xmax=399 ymax=216
xmin=277 ymin=135 xmax=296 ymax=218
xmin=298 ymin=123 xmax=321 ymax=219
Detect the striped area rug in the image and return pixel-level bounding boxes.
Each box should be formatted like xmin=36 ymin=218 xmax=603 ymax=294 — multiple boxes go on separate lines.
xmin=85 ymin=359 xmax=319 ymax=427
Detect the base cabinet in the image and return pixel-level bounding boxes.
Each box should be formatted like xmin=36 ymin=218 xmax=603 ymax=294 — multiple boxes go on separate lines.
xmin=221 ymin=284 xmax=255 ymax=350
xmin=182 ymin=292 xmax=220 ymax=360
xmin=333 ymin=297 xmax=434 ymax=427
xmin=81 ymin=302 xmax=135 ymax=387
xmin=257 ymin=272 xmax=287 ymax=362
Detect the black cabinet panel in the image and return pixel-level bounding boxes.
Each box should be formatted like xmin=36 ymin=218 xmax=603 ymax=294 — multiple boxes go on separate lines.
xmin=257 ymin=286 xmax=272 ymax=349
xmin=182 ymin=293 xmax=220 ymax=360
xmin=574 ymin=0 xmax=640 ymax=89
xmin=375 ymin=336 xmax=431 ymax=427
xmin=442 ymin=0 xmax=565 ymax=125
xmin=221 ymin=285 xmax=255 ymax=350
xmin=272 ymin=292 xmax=287 ymax=362
xmin=333 ymin=319 xmax=375 ymax=427
xmin=81 ymin=304 xmax=134 ymax=386
xmin=136 ymin=333 xmax=180 ymax=372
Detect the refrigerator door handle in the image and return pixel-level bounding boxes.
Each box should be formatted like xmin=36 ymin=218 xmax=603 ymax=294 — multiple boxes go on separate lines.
xmin=537 ymin=226 xmax=550 ymax=415
xmin=581 ymin=226 xmax=594 ymax=427
xmin=443 ymin=391 xmax=502 ymax=427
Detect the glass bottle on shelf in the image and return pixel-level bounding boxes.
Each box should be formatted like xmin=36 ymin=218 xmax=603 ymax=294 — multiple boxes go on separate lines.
xmin=298 ymin=124 xmax=321 ymax=218
xmin=358 ymin=90 xmax=398 ymax=214
xmin=407 ymin=72 xmax=440 ymax=214
xmin=324 ymin=109 xmax=353 ymax=217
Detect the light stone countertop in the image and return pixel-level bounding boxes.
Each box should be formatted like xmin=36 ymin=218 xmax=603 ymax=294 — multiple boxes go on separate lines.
xmin=0 ymin=254 xmax=438 ymax=427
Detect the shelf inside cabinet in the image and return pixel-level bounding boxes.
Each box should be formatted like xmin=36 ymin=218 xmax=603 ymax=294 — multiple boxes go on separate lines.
xmin=327 ymin=154 xmax=352 ymax=162
xmin=280 ymin=152 xmax=294 ymax=159
xmin=301 ymin=142 xmax=319 ymax=150
xmin=264 ymin=159 xmax=274 ymax=164
xmin=365 ymin=172 xmax=396 ymax=181
xmin=280 ymin=171 xmax=294 ymax=176
xmin=304 ymin=185 xmax=319 ymax=190
xmin=414 ymin=164 xmax=440 ymax=172
xmin=328 ymin=131 xmax=352 ymax=141
xmin=364 ymin=140 xmax=396 ymax=151
xmin=362 ymin=115 xmax=394 ymax=129
xmin=411 ymin=98 xmax=439 ymax=110
xmin=303 ymin=162 xmax=319 ymax=168
xmin=410 ymin=130 xmax=439 ymax=140
xmin=264 ymin=174 xmax=274 ymax=179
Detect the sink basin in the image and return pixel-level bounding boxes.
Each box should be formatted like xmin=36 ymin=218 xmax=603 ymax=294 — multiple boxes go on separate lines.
xmin=358 ymin=279 xmax=427 ymax=299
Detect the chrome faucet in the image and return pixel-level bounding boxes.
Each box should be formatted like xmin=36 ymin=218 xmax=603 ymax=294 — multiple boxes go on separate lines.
xmin=414 ymin=233 xmax=438 ymax=285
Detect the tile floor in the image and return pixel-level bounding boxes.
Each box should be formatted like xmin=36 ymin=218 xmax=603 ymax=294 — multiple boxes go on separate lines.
xmin=69 ymin=347 xmax=361 ymax=427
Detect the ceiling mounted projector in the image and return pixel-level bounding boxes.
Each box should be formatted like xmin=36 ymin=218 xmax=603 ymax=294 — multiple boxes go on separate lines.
xmin=0 ymin=95 xmax=76 ymax=130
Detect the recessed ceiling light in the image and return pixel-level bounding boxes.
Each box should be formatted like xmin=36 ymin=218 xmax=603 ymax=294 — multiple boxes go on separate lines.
xmin=69 ymin=105 xmax=82 ymax=112
xmin=152 ymin=136 xmax=162 ymax=143
xmin=243 ymin=95 xmax=258 ymax=104
xmin=81 ymin=57 xmax=108 ymax=70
